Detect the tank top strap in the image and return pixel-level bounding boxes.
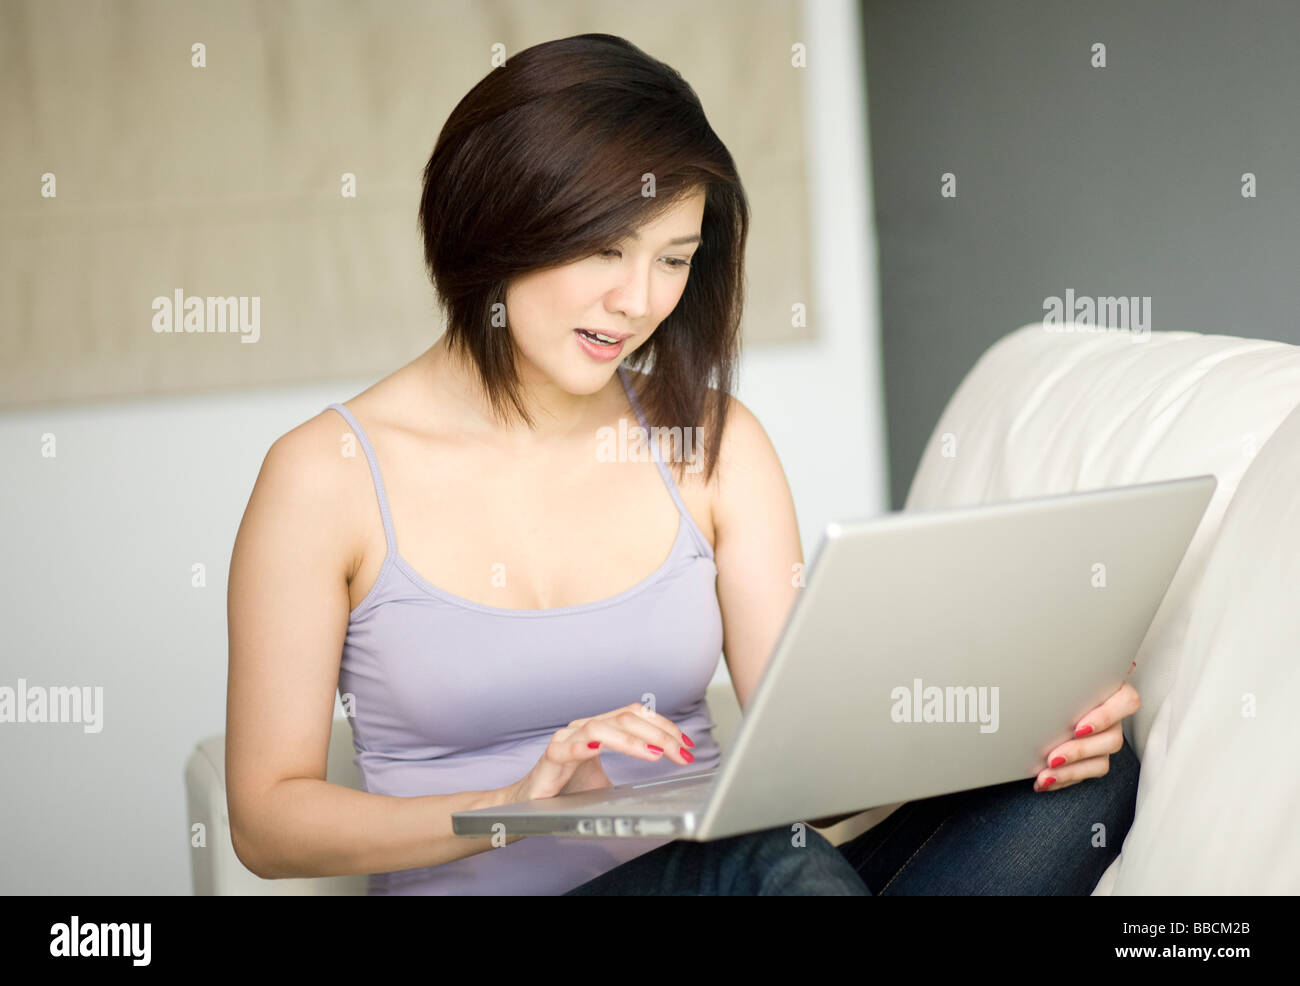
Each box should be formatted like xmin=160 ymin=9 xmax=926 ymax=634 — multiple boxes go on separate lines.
xmin=616 ymin=366 xmax=713 ymax=558
xmin=323 ymin=402 xmax=398 ymax=555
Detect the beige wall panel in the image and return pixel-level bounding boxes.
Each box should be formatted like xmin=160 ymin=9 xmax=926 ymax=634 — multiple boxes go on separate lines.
xmin=0 ymin=0 xmax=814 ymax=409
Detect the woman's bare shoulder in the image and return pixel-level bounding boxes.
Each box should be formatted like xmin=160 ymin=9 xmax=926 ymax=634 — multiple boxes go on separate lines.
xmin=238 ymin=403 xmax=377 ymax=582
xmin=269 ymin=401 xmax=367 ymax=479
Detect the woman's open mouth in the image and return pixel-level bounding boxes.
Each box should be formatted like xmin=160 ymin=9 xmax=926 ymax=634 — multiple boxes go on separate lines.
xmin=574 ymin=328 xmax=626 ymax=361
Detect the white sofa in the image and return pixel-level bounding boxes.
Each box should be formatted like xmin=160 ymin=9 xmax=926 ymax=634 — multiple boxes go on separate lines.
xmin=904 ymin=322 xmax=1300 ymax=893
xmin=188 ymin=321 xmax=1300 ymax=894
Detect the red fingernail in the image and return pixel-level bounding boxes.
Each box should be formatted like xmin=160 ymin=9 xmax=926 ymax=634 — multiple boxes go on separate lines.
xmin=1075 ymin=724 xmax=1093 ymax=737
xmin=681 ymin=749 xmax=695 ymax=763
xmin=1042 ymin=776 xmax=1057 ymax=788
xmin=681 ymin=732 xmax=695 ymax=748
xmin=647 ymin=744 xmax=664 ymax=754
xmin=587 ymin=741 xmax=600 ymax=749
xmin=1049 ymin=756 xmax=1066 ymax=768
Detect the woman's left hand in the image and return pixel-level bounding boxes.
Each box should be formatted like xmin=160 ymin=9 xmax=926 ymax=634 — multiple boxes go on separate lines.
xmin=1035 ymin=680 xmax=1141 ymax=793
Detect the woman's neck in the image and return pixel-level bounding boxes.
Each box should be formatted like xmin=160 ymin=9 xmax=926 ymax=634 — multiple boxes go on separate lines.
xmin=418 ymin=336 xmax=626 ymax=450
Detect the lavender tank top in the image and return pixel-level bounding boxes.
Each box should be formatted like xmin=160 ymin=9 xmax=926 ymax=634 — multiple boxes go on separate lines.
xmin=324 ymin=365 xmax=724 ymax=895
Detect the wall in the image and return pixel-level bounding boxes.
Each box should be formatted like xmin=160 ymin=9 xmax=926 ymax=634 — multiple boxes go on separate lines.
xmin=862 ymin=0 xmax=1300 ymax=507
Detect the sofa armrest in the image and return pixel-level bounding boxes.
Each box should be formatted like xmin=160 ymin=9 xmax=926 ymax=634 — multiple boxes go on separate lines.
xmin=184 ymin=721 xmax=367 ymax=895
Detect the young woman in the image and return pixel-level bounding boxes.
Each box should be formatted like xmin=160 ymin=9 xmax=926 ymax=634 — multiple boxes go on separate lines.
xmin=225 ymin=33 xmax=1141 ymax=895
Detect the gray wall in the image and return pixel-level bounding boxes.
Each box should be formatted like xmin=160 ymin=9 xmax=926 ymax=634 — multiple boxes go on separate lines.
xmin=862 ymin=0 xmax=1300 ymax=507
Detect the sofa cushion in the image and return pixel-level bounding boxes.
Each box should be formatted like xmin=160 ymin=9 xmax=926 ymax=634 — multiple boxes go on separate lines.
xmin=906 ymin=323 xmax=1300 ymax=762
xmin=1101 ymin=399 xmax=1300 ymax=892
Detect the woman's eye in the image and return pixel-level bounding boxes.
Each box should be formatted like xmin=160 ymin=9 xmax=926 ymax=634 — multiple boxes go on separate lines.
xmin=598 ymin=249 xmax=690 ymax=270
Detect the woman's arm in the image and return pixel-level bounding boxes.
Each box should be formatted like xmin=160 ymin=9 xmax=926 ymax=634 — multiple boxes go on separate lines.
xmin=711 ymin=395 xmax=803 ymax=714
xmin=225 ymin=418 xmax=523 ymax=880
xmin=710 ymin=396 xmax=862 ymax=830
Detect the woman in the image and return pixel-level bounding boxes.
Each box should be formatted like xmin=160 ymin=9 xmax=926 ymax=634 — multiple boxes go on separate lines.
xmin=225 ymin=33 xmax=1140 ymax=895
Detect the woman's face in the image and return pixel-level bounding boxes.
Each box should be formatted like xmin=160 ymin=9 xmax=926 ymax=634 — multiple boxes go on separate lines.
xmin=504 ymin=188 xmax=706 ymax=395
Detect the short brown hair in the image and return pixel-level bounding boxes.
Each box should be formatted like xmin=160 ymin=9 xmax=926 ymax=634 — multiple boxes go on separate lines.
xmin=417 ymin=33 xmax=749 ymax=484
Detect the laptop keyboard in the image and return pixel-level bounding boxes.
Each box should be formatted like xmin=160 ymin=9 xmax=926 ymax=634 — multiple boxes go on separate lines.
xmin=594 ymin=774 xmax=713 ymax=809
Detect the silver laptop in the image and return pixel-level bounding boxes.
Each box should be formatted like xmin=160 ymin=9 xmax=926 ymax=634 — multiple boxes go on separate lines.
xmin=452 ymin=474 xmax=1216 ymax=843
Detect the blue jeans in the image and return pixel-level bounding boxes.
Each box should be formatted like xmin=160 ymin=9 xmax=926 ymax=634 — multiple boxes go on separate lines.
xmin=563 ymin=736 xmax=1140 ymax=895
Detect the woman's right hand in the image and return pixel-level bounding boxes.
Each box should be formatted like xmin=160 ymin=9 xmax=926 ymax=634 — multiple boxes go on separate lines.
xmin=508 ymin=702 xmax=697 ymax=802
